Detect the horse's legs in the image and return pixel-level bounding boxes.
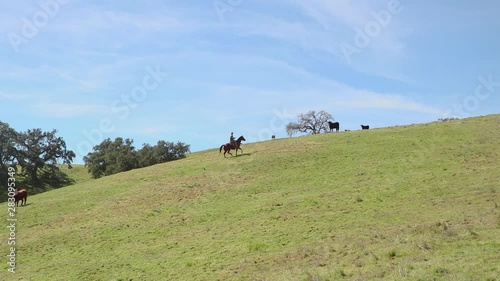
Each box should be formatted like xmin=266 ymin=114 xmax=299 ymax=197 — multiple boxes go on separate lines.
xmin=224 ymin=146 xmax=232 ymax=157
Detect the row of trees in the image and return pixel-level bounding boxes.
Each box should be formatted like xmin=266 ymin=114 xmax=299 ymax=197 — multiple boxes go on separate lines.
xmin=83 ymin=138 xmax=190 ymax=179
xmin=1 ymin=120 xmax=190 ymax=195
xmin=286 ymin=110 xmax=334 ymax=136
xmin=0 ymin=121 xmax=75 ymax=190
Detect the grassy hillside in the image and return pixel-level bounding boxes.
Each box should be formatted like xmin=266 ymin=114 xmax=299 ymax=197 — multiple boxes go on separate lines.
xmin=0 ymin=165 xmax=90 ymax=203
xmin=2 ymin=115 xmax=499 ymax=280
xmin=57 ymin=164 xmax=92 ymax=186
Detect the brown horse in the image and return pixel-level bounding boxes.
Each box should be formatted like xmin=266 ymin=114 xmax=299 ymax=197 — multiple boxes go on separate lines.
xmin=219 ymin=136 xmax=246 ymax=157
xmin=14 ymin=189 xmax=28 ymax=206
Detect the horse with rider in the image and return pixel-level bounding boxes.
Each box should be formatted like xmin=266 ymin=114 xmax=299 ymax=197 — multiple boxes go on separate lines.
xmin=220 ymin=132 xmax=246 ymax=157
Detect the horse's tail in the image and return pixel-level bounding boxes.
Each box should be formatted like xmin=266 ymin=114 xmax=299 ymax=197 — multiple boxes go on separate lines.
xmin=219 ymin=145 xmax=224 ymax=153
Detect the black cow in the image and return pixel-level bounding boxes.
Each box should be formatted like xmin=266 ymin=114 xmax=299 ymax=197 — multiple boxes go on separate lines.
xmin=361 ymin=125 xmax=369 ymax=130
xmin=328 ymin=121 xmax=340 ymax=132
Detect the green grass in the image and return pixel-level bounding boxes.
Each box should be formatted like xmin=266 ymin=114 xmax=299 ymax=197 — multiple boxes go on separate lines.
xmin=2 ymin=114 xmax=499 ymax=280
xmin=0 ymin=165 xmax=90 ymax=202
xmin=57 ymin=164 xmax=92 ymax=186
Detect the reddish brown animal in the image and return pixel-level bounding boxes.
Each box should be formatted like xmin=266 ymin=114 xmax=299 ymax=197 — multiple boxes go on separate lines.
xmin=14 ymin=189 xmax=28 ymax=206
xmin=219 ymin=136 xmax=246 ymax=157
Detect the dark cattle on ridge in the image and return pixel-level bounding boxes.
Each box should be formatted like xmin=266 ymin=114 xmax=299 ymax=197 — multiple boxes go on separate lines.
xmin=361 ymin=125 xmax=369 ymax=130
xmin=328 ymin=121 xmax=340 ymax=132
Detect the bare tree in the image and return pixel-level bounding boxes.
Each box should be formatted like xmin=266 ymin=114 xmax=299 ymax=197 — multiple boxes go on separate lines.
xmin=286 ymin=110 xmax=333 ymax=136
xmin=286 ymin=122 xmax=301 ymax=137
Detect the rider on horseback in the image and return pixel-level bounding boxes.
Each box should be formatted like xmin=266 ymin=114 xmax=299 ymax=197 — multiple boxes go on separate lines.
xmin=220 ymin=133 xmax=245 ymax=157
xmin=229 ymin=132 xmax=236 ymax=149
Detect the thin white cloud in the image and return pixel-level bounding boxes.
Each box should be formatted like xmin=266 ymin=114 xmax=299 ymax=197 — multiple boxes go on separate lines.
xmin=159 ymin=49 xmax=442 ymax=116
xmin=293 ymin=0 xmax=373 ymax=27
xmin=222 ymin=1 xmax=413 ymax=82
xmin=35 ymin=102 xmax=107 ymax=117
xmin=136 ymin=126 xmax=173 ymax=136
xmin=0 ymin=92 xmax=31 ymax=100
xmin=332 ymin=90 xmax=444 ymax=115
xmin=103 ymin=11 xmax=184 ymax=32
xmin=46 ymin=4 xmax=199 ymax=36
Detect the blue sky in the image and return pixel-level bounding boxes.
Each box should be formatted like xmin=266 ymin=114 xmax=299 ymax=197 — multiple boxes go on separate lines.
xmin=1 ymin=0 xmax=499 ymax=164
